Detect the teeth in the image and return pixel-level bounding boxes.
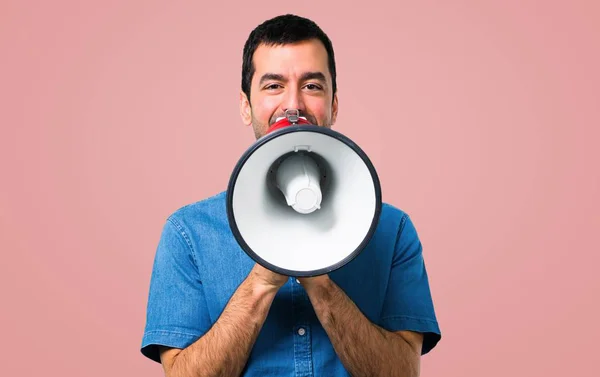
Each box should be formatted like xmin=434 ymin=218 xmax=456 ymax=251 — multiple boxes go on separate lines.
xmin=275 ymin=116 xmax=308 ymax=122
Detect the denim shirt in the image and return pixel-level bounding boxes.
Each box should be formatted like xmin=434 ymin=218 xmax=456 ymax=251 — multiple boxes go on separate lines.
xmin=141 ymin=191 xmax=441 ymax=376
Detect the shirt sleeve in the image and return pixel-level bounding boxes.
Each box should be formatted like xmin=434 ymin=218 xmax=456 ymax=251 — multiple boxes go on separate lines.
xmin=378 ymin=214 xmax=442 ymax=355
xmin=140 ymin=217 xmax=212 ymax=363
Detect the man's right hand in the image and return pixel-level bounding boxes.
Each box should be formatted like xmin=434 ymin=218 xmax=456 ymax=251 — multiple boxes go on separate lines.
xmin=248 ymin=263 xmax=288 ymax=291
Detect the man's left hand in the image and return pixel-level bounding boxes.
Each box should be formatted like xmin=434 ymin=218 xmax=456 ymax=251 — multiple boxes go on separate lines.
xmin=297 ymin=274 xmax=331 ymax=294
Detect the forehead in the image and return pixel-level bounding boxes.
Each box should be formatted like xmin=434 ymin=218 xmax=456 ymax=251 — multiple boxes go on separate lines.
xmin=251 ymin=39 xmax=330 ymax=81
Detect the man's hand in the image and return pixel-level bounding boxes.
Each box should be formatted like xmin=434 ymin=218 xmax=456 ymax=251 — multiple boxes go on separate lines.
xmin=248 ymin=263 xmax=288 ymax=291
xmin=297 ymin=274 xmax=331 ymax=293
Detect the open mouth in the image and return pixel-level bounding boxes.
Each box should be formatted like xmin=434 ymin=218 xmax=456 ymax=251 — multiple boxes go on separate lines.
xmin=275 ymin=116 xmax=309 ymax=123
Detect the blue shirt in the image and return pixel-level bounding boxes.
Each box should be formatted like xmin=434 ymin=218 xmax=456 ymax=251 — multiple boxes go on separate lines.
xmin=141 ymin=191 xmax=441 ymax=376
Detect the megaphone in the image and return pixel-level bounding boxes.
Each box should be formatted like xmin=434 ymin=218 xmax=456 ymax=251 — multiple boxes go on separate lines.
xmin=226 ymin=109 xmax=382 ymax=277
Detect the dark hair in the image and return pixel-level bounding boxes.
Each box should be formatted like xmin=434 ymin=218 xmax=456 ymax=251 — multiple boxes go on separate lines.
xmin=241 ymin=14 xmax=337 ymax=101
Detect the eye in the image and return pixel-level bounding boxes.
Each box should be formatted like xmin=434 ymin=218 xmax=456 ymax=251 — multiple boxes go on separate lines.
xmin=265 ymin=83 xmax=283 ymax=90
xmin=304 ymin=83 xmax=322 ymax=91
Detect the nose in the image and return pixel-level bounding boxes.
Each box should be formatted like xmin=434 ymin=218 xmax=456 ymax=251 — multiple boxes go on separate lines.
xmin=282 ymin=86 xmax=305 ymax=113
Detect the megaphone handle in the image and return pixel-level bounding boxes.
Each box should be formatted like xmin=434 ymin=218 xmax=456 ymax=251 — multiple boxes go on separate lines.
xmin=285 ymin=109 xmax=300 ymax=123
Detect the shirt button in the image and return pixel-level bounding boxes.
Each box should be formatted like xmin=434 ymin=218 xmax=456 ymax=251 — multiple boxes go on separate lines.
xmin=295 ymin=279 xmax=300 ymax=284
xmin=297 ymin=327 xmax=306 ymax=336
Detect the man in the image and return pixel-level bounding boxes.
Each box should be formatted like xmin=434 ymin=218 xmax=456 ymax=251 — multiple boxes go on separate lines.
xmin=141 ymin=14 xmax=441 ymax=377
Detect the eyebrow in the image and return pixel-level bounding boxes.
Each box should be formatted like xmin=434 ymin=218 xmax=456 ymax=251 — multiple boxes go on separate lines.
xmin=300 ymin=71 xmax=327 ymax=83
xmin=259 ymin=73 xmax=285 ymax=86
xmin=259 ymin=71 xmax=328 ymax=86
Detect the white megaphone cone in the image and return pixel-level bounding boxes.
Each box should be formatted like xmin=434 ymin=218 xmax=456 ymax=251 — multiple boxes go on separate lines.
xmin=226 ymin=109 xmax=382 ymax=276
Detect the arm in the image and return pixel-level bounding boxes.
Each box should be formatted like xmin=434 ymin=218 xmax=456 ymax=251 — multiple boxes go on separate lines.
xmin=159 ymin=264 xmax=287 ymax=377
xmin=299 ymin=275 xmax=423 ymax=377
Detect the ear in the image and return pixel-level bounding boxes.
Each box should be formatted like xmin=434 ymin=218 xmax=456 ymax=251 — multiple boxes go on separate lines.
xmin=240 ymin=91 xmax=252 ymax=126
xmin=331 ymin=93 xmax=339 ymax=125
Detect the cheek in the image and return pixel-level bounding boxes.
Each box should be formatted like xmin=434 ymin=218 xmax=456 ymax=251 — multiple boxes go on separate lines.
xmin=252 ymin=96 xmax=280 ymax=120
xmin=306 ymin=98 xmax=331 ymax=120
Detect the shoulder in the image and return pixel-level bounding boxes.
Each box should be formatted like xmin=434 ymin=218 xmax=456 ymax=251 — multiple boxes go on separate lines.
xmin=378 ymin=201 xmax=411 ymax=231
xmin=377 ymin=202 xmax=422 ymax=251
xmin=153 ymin=191 xmax=230 ymax=262
xmin=166 ymin=191 xmax=228 ymax=227
xmin=381 ymin=202 xmax=408 ymax=218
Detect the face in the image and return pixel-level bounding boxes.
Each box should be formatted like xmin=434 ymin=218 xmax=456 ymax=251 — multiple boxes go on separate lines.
xmin=240 ymin=39 xmax=338 ymax=139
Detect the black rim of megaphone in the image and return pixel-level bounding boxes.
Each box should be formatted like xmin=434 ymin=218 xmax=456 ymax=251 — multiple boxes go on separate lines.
xmin=226 ymin=125 xmax=382 ymax=277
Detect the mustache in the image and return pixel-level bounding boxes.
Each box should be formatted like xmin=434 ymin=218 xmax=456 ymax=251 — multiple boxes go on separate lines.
xmin=269 ymin=112 xmax=318 ymax=126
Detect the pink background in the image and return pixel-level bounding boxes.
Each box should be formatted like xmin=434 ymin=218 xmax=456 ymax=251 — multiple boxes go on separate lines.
xmin=1 ymin=1 xmax=598 ymax=375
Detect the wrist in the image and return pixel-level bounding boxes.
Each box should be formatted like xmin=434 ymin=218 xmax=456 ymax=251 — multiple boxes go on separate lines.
xmin=300 ymin=274 xmax=332 ymax=293
xmin=247 ymin=271 xmax=283 ymax=299
xmin=302 ymin=275 xmax=335 ymax=302
xmin=304 ymin=277 xmax=339 ymax=327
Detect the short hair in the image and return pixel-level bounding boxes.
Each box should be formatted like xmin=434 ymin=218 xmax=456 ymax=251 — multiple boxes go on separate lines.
xmin=241 ymin=14 xmax=337 ymax=102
